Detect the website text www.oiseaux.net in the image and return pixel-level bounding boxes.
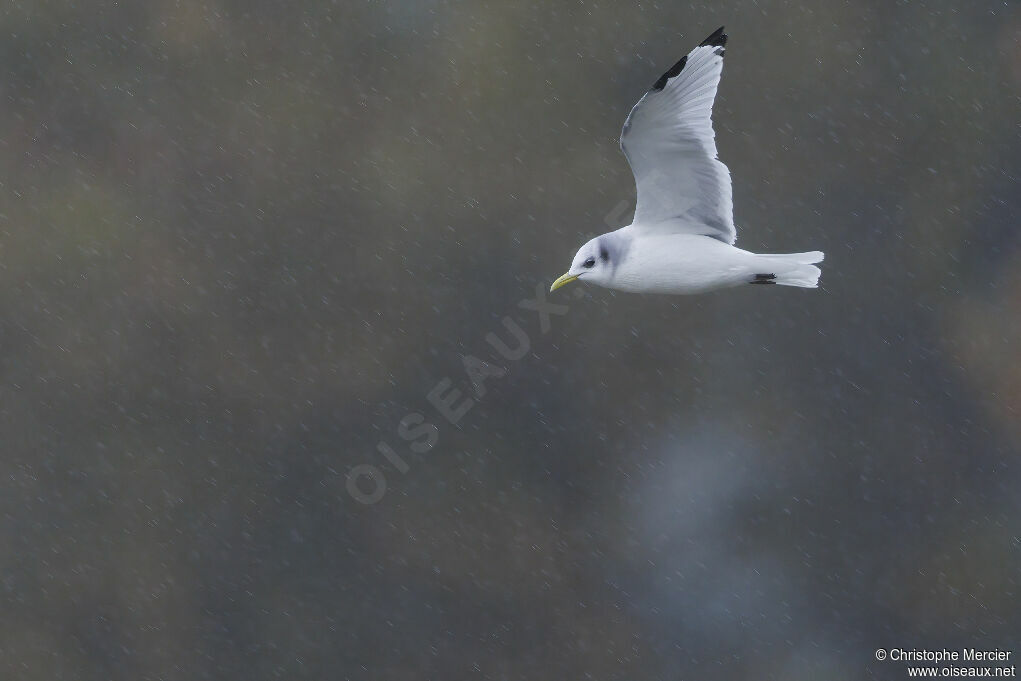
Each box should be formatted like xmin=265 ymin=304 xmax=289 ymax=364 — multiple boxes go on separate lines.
xmin=875 ymin=648 xmax=1014 ymax=678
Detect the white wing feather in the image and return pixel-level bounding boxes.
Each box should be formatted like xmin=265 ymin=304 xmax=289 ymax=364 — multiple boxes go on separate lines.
xmin=620 ymin=28 xmax=735 ymax=244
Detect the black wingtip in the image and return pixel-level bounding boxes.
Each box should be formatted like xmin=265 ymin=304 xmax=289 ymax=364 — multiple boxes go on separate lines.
xmin=651 ymin=27 xmax=727 ymax=92
xmin=700 ymin=26 xmax=727 ymax=48
xmin=651 ymin=54 xmax=687 ymax=92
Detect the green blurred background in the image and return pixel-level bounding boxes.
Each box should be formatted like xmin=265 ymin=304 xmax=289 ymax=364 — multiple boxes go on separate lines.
xmin=1 ymin=1 xmax=1019 ymax=679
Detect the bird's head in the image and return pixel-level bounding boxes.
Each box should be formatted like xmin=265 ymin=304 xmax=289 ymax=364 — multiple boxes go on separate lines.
xmin=550 ymin=235 xmax=615 ymax=292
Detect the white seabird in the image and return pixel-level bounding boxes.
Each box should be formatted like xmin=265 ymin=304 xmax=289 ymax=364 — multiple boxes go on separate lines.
xmin=551 ymin=27 xmax=824 ymax=295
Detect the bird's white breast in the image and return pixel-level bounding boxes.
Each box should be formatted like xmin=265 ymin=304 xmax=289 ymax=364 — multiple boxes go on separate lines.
xmin=606 ymin=232 xmax=756 ymax=294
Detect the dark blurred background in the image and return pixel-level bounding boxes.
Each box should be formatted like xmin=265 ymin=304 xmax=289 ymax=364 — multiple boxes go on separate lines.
xmin=1 ymin=1 xmax=1019 ymax=679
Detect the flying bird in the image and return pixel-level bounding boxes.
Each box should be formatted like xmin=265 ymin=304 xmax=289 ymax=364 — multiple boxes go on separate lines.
xmin=550 ymin=27 xmax=824 ymax=295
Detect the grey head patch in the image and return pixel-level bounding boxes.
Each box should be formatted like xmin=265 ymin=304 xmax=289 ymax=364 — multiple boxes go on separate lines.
xmin=599 ymin=231 xmax=632 ymax=278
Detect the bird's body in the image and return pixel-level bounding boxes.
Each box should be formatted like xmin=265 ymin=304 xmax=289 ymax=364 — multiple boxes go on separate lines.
xmin=588 ymin=228 xmax=823 ymax=294
xmin=551 ymin=27 xmax=824 ymax=296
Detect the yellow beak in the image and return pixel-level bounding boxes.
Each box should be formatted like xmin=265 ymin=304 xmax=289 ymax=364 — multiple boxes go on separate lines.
xmin=550 ymin=272 xmax=579 ymax=293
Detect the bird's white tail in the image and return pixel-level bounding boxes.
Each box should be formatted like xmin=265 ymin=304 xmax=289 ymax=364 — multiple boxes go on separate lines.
xmin=752 ymin=251 xmax=825 ymax=288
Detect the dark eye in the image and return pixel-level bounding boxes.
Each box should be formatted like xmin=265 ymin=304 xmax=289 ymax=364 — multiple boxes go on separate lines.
xmin=583 ymin=257 xmax=595 ymax=268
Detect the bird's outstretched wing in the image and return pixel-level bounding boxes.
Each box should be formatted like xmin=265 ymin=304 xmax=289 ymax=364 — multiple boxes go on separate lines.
xmin=620 ymin=27 xmax=735 ymax=244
